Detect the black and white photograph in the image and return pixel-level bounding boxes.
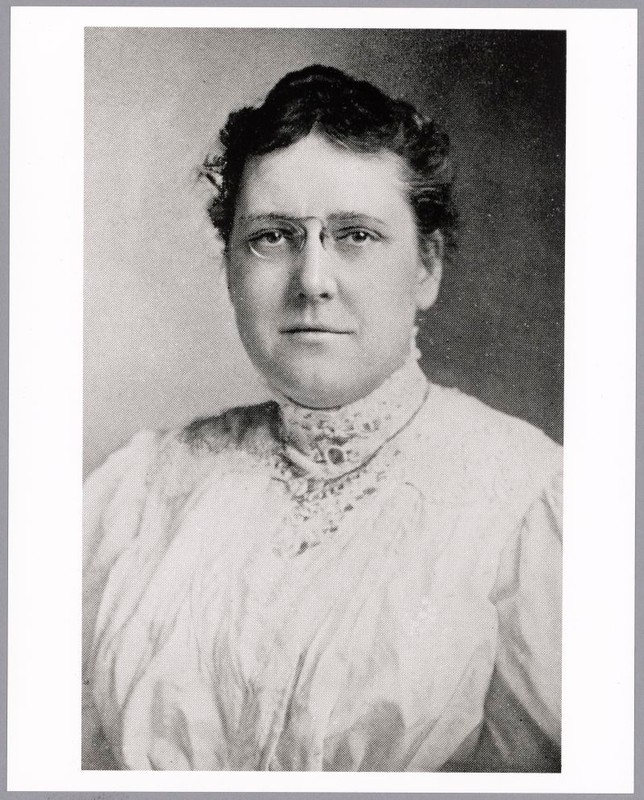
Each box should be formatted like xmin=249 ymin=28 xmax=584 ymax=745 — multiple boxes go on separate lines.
xmin=6 ymin=6 xmax=636 ymax=794
xmin=82 ymin=28 xmax=564 ymax=772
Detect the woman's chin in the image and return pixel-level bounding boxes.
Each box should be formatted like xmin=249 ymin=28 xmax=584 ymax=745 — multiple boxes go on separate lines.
xmin=247 ymin=343 xmax=405 ymax=409
xmin=266 ymin=365 xmax=390 ymax=409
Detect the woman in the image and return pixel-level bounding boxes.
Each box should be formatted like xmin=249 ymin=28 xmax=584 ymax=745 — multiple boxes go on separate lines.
xmin=83 ymin=65 xmax=562 ymax=771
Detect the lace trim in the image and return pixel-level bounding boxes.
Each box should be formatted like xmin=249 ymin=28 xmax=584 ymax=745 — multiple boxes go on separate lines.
xmin=276 ymin=355 xmax=429 ymax=481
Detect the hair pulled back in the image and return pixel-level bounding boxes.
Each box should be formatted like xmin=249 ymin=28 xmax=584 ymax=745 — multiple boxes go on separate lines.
xmin=202 ymin=65 xmax=456 ymax=254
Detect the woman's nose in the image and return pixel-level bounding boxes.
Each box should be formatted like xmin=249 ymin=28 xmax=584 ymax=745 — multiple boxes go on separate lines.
xmin=292 ymin=223 xmax=337 ymax=302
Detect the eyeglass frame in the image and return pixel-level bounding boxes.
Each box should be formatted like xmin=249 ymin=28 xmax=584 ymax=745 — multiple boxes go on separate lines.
xmin=231 ymin=214 xmax=389 ymax=263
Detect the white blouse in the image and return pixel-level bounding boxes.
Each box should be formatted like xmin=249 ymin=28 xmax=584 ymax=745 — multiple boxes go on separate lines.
xmin=83 ymin=359 xmax=562 ymax=771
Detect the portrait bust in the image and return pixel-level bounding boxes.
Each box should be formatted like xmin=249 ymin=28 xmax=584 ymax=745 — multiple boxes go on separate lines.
xmin=83 ymin=33 xmax=564 ymax=772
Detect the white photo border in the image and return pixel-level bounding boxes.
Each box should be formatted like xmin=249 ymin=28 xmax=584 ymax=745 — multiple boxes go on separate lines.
xmin=8 ymin=6 xmax=637 ymax=794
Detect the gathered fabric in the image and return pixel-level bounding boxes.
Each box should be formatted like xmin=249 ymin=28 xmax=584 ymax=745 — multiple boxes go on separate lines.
xmin=83 ymin=358 xmax=562 ymax=771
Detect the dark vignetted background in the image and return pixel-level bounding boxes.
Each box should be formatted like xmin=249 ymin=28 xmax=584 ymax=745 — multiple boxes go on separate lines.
xmin=84 ymin=29 xmax=565 ymax=476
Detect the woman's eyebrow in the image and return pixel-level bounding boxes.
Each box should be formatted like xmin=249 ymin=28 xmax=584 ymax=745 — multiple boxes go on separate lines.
xmin=239 ymin=212 xmax=389 ymax=226
xmin=327 ymin=213 xmax=389 ymax=228
xmin=238 ymin=213 xmax=297 ymax=225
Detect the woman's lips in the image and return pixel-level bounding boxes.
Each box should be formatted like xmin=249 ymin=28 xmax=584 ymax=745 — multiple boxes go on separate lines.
xmin=281 ymin=326 xmax=353 ymax=341
xmin=283 ymin=326 xmax=351 ymax=334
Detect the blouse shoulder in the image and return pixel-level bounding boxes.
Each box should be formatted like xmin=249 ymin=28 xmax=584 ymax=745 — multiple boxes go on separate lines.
xmin=412 ymin=384 xmax=562 ymax=507
xmin=152 ymin=401 xmax=278 ymax=498
xmin=84 ymin=402 xmax=278 ymax=530
xmin=429 ymin=383 xmax=561 ymax=458
xmin=83 ymin=402 xmax=280 ymax=632
xmin=180 ymin=401 xmax=278 ymax=452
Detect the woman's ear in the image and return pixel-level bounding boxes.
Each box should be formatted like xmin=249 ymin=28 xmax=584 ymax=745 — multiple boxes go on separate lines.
xmin=415 ymin=230 xmax=444 ymax=311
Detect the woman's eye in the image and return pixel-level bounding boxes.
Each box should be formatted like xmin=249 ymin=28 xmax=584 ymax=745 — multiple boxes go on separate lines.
xmin=247 ymin=228 xmax=295 ymax=258
xmin=252 ymin=230 xmax=288 ymax=246
xmin=337 ymin=229 xmax=379 ymax=246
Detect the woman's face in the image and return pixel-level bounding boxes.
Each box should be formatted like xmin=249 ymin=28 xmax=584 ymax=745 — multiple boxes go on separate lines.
xmin=226 ymin=134 xmax=442 ymax=408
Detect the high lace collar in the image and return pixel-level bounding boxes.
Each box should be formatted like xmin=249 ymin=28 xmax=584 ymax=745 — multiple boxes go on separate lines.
xmin=275 ymin=356 xmax=429 ymax=481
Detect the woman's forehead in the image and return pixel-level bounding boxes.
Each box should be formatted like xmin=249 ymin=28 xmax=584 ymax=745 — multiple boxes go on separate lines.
xmin=235 ymin=134 xmax=412 ymax=223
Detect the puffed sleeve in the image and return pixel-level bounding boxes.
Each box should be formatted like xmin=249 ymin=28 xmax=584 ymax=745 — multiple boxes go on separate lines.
xmin=475 ymin=468 xmax=563 ymax=772
xmin=82 ymin=430 xmax=161 ymax=769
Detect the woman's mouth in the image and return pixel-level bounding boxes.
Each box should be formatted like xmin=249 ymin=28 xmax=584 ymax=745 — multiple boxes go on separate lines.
xmin=282 ymin=326 xmax=353 ymax=341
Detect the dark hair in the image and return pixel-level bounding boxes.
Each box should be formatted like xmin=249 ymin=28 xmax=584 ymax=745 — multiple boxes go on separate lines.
xmin=201 ymin=65 xmax=456 ymax=256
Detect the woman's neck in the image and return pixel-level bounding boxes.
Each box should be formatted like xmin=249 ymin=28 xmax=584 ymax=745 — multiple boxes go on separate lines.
xmin=275 ymin=354 xmax=429 ymax=480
